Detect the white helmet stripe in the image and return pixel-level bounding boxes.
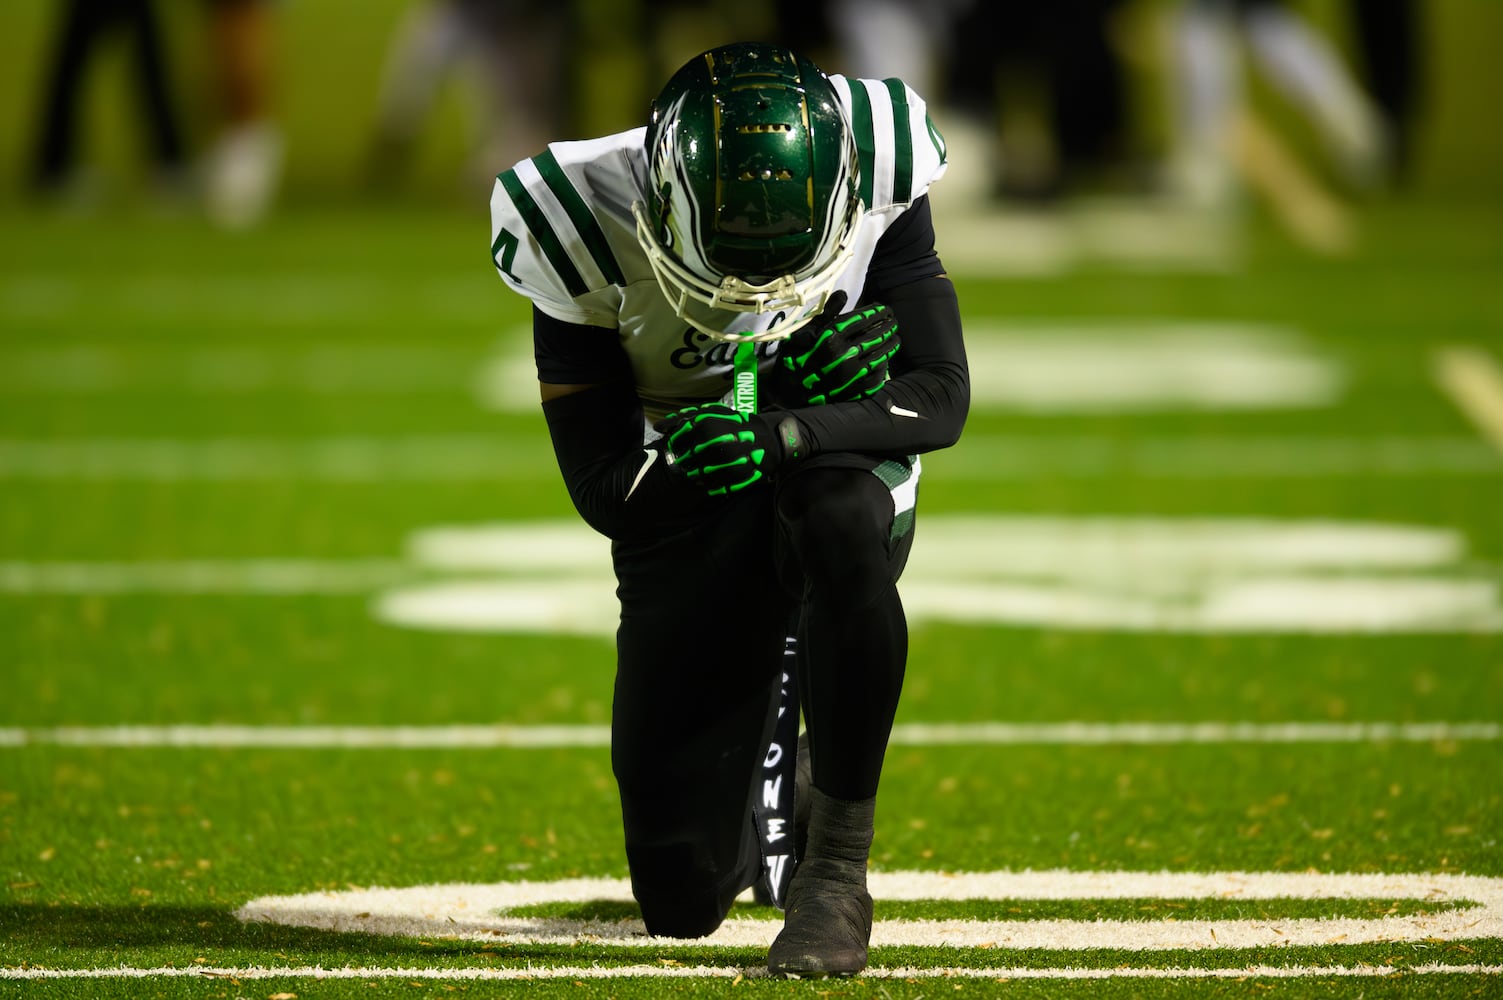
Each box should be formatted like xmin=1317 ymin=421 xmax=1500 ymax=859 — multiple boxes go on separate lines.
xmin=669 ymin=149 xmax=712 ymax=281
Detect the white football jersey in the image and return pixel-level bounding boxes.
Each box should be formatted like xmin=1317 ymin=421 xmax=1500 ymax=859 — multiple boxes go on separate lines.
xmin=489 ymin=75 xmax=948 ymax=422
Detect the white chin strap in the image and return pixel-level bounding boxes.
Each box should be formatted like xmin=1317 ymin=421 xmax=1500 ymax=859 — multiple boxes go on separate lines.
xmin=632 ymin=199 xmax=856 ymax=343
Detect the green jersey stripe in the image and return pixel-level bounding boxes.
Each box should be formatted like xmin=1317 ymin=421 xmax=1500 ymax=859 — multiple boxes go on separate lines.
xmin=497 ymin=168 xmax=588 ymax=298
xmin=535 ymin=149 xmax=625 ymax=287
xmin=872 ymin=457 xmax=915 ymax=493
xmin=883 ymin=79 xmax=914 ymax=204
xmin=872 ymin=456 xmax=919 ymax=542
xmin=925 ymin=112 xmax=947 ymax=166
xmin=845 ymin=81 xmax=877 ymax=210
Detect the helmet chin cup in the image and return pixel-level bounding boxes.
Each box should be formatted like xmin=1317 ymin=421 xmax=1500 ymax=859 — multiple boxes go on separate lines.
xmin=633 ymin=197 xmax=859 ymax=343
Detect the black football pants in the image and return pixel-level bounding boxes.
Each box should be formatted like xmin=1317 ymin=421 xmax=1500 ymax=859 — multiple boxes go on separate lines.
xmin=609 ymin=455 xmax=915 ymax=938
xmin=33 ymin=0 xmax=186 ymax=189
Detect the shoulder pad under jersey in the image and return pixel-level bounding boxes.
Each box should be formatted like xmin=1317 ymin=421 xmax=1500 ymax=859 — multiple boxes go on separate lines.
xmin=829 ymin=76 xmax=948 ymax=214
xmin=488 ymin=130 xmax=643 ymax=327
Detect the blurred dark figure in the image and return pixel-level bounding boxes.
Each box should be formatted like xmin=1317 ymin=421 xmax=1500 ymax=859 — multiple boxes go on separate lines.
xmin=203 ymin=0 xmax=282 ymax=228
xmin=819 ymin=0 xmax=966 ymax=94
xmin=949 ymin=1 xmax=1134 ymax=200
xmin=769 ymin=0 xmax=834 ymax=63
xmin=630 ymin=0 xmax=804 ymax=102
xmin=1169 ymin=0 xmax=1392 ymax=210
xmin=367 ymin=0 xmax=574 ymax=195
xmin=31 ymin=0 xmax=188 ymax=199
xmin=1348 ymin=0 xmax=1422 ymax=182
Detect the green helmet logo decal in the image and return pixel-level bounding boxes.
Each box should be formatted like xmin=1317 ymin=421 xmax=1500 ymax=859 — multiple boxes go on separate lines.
xmin=634 ymin=43 xmax=863 ymax=343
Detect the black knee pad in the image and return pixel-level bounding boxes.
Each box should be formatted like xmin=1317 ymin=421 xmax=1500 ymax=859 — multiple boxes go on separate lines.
xmin=635 ymin=890 xmax=726 ymax=939
xmin=626 ymin=840 xmax=752 ymax=938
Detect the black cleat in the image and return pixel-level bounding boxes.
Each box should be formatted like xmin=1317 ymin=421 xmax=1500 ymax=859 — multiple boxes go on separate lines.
xmin=767 ymin=787 xmax=875 ymax=978
xmin=766 ymin=865 xmax=873 ymax=978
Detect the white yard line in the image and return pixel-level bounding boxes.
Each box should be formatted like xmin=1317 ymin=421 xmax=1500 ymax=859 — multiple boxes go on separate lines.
xmin=1435 ymin=346 xmax=1503 ymax=456
xmin=893 ymin=720 xmax=1502 ymax=744
xmin=2 ymin=435 xmax=1496 ymax=481
xmin=1 ymin=721 xmax=1497 ymax=749
xmin=931 ymin=434 xmax=1502 ymax=479
xmin=0 ymin=436 xmax=552 ymax=481
xmin=0 ymin=962 xmax=1496 ymax=982
xmin=0 ymin=559 xmax=412 ymax=594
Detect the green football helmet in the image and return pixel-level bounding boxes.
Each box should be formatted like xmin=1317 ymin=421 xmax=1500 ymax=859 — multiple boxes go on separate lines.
xmin=633 ymin=43 xmax=862 ymax=342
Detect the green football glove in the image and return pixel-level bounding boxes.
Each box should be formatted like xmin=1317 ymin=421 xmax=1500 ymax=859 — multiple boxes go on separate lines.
xmin=777 ymin=291 xmax=900 ymax=406
xmin=657 ymin=404 xmax=802 ymax=496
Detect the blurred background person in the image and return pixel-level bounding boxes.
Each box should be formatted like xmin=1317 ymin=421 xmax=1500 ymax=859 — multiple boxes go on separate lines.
xmin=1167 ymin=0 xmax=1393 ymax=244
xmin=29 ymin=0 xmax=189 ymax=206
xmin=822 ymin=0 xmax=966 ymax=99
xmin=630 ymin=0 xmax=793 ymax=101
xmin=203 ymin=0 xmax=282 ymax=229
xmin=949 ymin=1 xmax=1138 ymax=202
xmin=365 ymin=0 xmax=574 ymax=196
xmin=1345 ymin=0 xmax=1422 ymax=185
xmin=819 ymin=1 xmax=1140 ymax=204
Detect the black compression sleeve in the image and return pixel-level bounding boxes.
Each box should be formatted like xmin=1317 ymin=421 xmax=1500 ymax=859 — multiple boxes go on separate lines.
xmin=864 ymin=195 xmax=945 ymax=295
xmin=777 ymin=275 xmax=969 ymax=458
xmin=542 ymin=380 xmax=708 ymax=540
xmin=534 ymin=307 xmax=631 ymax=385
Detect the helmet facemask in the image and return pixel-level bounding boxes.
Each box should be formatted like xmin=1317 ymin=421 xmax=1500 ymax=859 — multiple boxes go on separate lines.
xmin=634 ymin=44 xmax=864 ymax=343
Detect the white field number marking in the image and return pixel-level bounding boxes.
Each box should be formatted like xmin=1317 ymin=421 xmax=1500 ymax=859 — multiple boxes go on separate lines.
xmin=3 ymin=435 xmax=1497 ymax=481
xmin=235 ymin=870 xmax=1503 ymax=953
xmin=5 ymin=320 xmax=1336 ymax=410
xmin=475 ymin=320 xmax=1342 ymax=413
xmin=2 ymin=516 xmax=1499 ymax=633
xmin=373 ymin=516 xmax=1503 ymax=635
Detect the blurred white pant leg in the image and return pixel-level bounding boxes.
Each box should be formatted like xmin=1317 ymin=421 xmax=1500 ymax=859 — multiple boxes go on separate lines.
xmin=1169 ymin=0 xmax=1243 ymax=206
xmin=1241 ymin=2 xmax=1389 ymax=187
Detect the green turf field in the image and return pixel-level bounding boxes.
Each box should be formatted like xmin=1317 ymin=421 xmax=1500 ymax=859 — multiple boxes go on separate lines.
xmin=4 ymin=0 xmax=1503 ymax=994
xmin=1 ymin=194 xmax=1500 ymax=998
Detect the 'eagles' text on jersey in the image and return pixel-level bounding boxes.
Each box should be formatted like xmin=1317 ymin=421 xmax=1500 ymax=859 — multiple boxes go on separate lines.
xmin=489 ymin=76 xmax=948 ymax=421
